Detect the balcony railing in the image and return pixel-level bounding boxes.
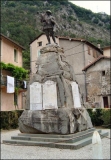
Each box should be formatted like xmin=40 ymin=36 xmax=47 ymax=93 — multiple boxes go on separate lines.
xmin=1 ymin=75 xmax=28 ymax=92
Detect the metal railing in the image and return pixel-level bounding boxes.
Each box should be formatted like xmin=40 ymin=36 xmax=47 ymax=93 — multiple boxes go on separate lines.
xmin=1 ymin=75 xmax=28 ymax=89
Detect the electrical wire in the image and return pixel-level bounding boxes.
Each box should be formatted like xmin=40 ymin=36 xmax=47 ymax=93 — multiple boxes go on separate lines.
xmin=23 ymin=41 xmax=102 ymax=64
xmin=23 ymin=47 xmax=98 ymax=64
xmin=25 ymin=43 xmax=82 ymax=63
xmin=66 ymin=48 xmax=99 ymax=57
xmin=64 ymin=42 xmax=83 ymax=52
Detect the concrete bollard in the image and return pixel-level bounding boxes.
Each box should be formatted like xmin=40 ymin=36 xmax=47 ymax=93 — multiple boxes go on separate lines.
xmin=92 ymin=131 xmax=103 ymax=159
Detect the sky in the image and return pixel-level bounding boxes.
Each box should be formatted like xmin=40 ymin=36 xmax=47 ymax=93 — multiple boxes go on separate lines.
xmin=69 ymin=1 xmax=110 ymax=15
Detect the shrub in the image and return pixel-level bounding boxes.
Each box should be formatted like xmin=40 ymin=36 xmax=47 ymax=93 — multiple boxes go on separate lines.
xmin=98 ymin=23 xmax=103 ymax=26
xmin=0 ymin=110 xmax=24 ymax=130
xmin=87 ymin=109 xmax=103 ymax=126
xmin=70 ymin=33 xmax=76 ymax=38
xmin=106 ymin=24 xmax=110 ymax=30
xmin=93 ymin=18 xmax=99 ymax=24
xmin=78 ymin=21 xmax=83 ymax=27
xmin=101 ymin=109 xmax=111 ymax=128
xmin=7 ymin=2 xmax=16 ymax=7
xmin=91 ymin=27 xmax=95 ymax=31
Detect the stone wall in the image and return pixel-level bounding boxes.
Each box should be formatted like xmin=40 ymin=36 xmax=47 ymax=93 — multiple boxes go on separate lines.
xmin=86 ymin=68 xmax=110 ymax=108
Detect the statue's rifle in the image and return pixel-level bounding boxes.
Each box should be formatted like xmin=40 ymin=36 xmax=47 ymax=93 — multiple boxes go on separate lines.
xmin=37 ymin=11 xmax=46 ymax=22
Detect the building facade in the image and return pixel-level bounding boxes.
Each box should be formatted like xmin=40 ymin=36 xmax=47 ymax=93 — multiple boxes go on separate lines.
xmin=30 ymin=33 xmax=103 ymax=102
xmin=102 ymin=46 xmax=111 ymax=57
xmin=1 ymin=34 xmax=27 ymax=111
xmin=82 ymin=55 xmax=111 ymax=108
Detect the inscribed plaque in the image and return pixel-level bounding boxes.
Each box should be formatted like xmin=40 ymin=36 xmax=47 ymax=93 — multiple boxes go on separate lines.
xmin=30 ymin=82 xmax=42 ymax=110
xmin=71 ymin=82 xmax=81 ymax=108
xmin=43 ymin=80 xmax=58 ymax=110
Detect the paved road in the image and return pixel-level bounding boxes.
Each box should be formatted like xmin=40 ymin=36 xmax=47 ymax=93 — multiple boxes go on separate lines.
xmin=1 ymin=129 xmax=110 ymax=159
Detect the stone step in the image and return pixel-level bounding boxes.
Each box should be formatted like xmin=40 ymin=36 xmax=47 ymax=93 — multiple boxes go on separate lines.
xmin=3 ymin=139 xmax=50 ymax=146
xmin=18 ymin=128 xmax=95 ymax=138
xmin=3 ymin=130 xmax=108 ymax=149
xmin=11 ymin=129 xmax=101 ymax=143
xmin=11 ymin=136 xmax=68 ymax=142
xmin=65 ymin=130 xmax=101 ymax=143
xmin=54 ymin=131 xmax=108 ymax=149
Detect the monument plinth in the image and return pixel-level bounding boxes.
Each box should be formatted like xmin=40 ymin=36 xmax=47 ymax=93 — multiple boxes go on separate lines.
xmin=19 ymin=44 xmax=93 ymax=134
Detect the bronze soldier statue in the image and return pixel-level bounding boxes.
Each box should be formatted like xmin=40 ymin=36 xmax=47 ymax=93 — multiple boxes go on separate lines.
xmin=40 ymin=10 xmax=59 ymax=45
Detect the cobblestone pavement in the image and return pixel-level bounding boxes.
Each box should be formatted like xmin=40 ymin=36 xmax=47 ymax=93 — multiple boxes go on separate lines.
xmin=1 ymin=129 xmax=110 ymax=159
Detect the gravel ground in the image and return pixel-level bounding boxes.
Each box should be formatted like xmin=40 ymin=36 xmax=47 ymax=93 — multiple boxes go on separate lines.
xmin=1 ymin=129 xmax=110 ymax=159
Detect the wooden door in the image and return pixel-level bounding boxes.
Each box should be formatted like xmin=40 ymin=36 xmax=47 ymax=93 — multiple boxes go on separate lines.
xmin=103 ymin=97 xmax=109 ymax=108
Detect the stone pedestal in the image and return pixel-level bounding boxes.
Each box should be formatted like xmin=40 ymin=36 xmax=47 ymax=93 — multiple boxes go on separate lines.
xmin=19 ymin=44 xmax=93 ymax=134
xmin=19 ymin=108 xmax=93 ymax=134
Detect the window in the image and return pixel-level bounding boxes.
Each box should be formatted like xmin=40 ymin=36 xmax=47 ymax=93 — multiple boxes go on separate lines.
xmin=38 ymin=41 xmax=42 ymax=46
xmin=102 ymin=71 xmax=105 ymax=76
xmin=14 ymin=49 xmax=18 ymax=62
xmin=103 ymin=96 xmax=109 ymax=108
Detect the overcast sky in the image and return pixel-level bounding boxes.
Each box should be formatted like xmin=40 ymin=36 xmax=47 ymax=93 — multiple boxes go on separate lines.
xmin=69 ymin=1 xmax=110 ymax=15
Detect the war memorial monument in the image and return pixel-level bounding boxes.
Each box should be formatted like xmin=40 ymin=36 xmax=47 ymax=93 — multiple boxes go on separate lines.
xmin=19 ymin=10 xmax=93 ymax=134
xmin=3 ymin=10 xmax=108 ymax=149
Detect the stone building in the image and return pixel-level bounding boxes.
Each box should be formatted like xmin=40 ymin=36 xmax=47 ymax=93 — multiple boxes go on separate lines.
xmin=82 ymin=54 xmax=111 ymax=108
xmin=0 ymin=33 xmax=27 ymax=111
xmin=102 ymin=46 xmax=111 ymax=57
xmin=29 ymin=33 xmax=103 ymax=102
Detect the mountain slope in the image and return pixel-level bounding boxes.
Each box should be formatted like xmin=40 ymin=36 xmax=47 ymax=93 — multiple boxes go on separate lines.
xmin=1 ymin=0 xmax=110 ymax=69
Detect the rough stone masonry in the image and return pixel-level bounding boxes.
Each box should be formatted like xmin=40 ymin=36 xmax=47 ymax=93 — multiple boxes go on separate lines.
xmin=19 ymin=44 xmax=93 ymax=134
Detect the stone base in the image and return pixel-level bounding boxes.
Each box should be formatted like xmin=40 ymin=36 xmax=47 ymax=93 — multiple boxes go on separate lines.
xmin=18 ymin=108 xmax=93 ymax=135
xmin=3 ymin=128 xmax=109 ymax=149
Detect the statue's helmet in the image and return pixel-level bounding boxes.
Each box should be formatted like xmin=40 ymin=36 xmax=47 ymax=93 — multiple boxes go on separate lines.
xmin=46 ymin=10 xmax=52 ymax=14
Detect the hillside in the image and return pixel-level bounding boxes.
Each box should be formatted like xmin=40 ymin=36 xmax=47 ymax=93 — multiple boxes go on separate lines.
xmin=1 ymin=0 xmax=110 ymax=69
